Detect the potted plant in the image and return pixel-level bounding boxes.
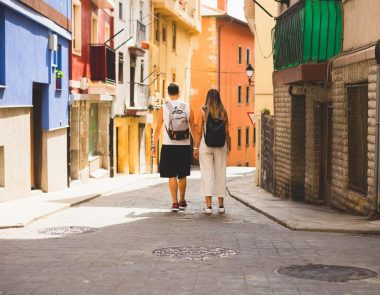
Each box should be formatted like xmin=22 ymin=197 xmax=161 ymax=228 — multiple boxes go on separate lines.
xmin=55 ymin=69 xmax=64 ymax=90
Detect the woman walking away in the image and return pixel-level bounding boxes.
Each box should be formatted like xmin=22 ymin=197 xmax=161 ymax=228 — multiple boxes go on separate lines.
xmin=193 ymin=89 xmax=230 ymax=214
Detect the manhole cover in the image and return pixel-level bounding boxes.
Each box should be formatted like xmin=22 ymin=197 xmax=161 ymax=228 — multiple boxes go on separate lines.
xmin=152 ymin=247 xmax=238 ymax=261
xmin=39 ymin=226 xmax=97 ymax=235
xmin=276 ymin=264 xmax=377 ymax=282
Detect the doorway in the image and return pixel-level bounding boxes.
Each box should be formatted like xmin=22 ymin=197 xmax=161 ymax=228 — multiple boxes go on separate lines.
xmin=138 ymin=123 xmax=146 ymax=174
xmin=316 ymin=101 xmax=333 ymax=205
xmin=31 ymin=84 xmax=43 ymax=189
xmin=130 ymin=55 xmax=136 ymax=107
xmin=291 ymin=94 xmax=306 ymax=200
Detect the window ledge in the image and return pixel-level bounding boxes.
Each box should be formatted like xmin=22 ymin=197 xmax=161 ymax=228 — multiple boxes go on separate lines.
xmin=0 ymin=85 xmax=7 ymax=89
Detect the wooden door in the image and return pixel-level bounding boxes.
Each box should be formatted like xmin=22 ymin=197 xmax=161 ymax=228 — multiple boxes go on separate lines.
xmin=31 ymin=84 xmax=43 ymax=189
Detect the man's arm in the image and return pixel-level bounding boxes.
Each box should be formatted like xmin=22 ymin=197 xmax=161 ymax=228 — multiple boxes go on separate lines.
xmin=189 ymin=108 xmax=197 ymax=145
xmin=152 ymin=107 xmax=163 ymax=157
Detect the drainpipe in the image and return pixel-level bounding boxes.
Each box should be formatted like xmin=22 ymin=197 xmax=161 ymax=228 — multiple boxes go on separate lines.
xmin=373 ymin=41 xmax=380 ymax=217
xmin=109 ymin=115 xmax=115 ymax=178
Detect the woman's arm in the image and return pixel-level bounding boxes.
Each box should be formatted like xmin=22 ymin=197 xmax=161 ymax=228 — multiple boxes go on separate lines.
xmin=194 ymin=108 xmax=204 ymax=148
xmin=225 ymin=118 xmax=231 ymax=152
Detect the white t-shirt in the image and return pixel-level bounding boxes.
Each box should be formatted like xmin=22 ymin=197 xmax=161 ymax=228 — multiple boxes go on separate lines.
xmin=162 ymin=99 xmax=191 ymax=145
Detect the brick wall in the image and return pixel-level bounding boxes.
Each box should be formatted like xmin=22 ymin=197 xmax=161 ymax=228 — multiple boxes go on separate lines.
xmin=274 ymin=85 xmax=292 ymax=198
xmin=331 ymin=59 xmax=377 ymax=214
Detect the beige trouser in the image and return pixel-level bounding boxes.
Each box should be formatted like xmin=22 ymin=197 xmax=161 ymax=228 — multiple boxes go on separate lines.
xmin=199 ymin=138 xmax=228 ymax=198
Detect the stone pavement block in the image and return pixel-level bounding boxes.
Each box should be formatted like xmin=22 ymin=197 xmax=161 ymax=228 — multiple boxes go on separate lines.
xmin=227 ymin=173 xmax=380 ymax=235
xmin=0 ymin=168 xmax=380 ymax=295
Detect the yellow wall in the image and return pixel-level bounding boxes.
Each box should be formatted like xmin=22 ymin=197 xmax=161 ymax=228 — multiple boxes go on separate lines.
xmin=245 ymin=0 xmax=276 ymax=183
xmin=115 ymin=117 xmax=153 ymax=175
xmin=150 ymin=1 xmax=200 ymax=103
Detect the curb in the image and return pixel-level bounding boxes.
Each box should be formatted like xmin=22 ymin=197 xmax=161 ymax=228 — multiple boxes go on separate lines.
xmin=226 ymin=187 xmax=380 ymax=236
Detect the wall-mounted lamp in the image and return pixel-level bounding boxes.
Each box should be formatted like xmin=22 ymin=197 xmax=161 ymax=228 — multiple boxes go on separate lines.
xmin=246 ymin=64 xmax=254 ymax=87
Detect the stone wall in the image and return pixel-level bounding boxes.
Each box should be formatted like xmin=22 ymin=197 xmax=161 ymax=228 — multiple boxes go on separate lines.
xmin=331 ymin=59 xmax=377 ymax=215
xmin=274 ymin=85 xmax=292 ymax=198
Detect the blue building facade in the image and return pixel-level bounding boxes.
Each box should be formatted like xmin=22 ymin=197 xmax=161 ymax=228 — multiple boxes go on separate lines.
xmin=0 ymin=0 xmax=71 ymax=201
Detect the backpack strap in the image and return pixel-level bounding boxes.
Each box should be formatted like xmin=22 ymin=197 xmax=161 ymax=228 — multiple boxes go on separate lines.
xmin=165 ymin=101 xmax=174 ymax=113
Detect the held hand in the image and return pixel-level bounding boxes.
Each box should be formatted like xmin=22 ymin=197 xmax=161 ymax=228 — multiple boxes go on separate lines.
xmin=151 ymin=147 xmax=157 ymax=158
xmin=193 ymin=149 xmax=199 ymax=160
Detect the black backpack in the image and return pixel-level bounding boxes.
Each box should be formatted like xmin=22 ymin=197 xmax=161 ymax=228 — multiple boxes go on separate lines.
xmin=204 ymin=112 xmax=226 ymax=147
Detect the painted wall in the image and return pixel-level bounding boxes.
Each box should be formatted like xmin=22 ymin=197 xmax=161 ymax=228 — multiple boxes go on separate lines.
xmin=113 ymin=0 xmax=150 ymax=115
xmin=0 ymin=108 xmax=31 ymax=201
xmin=150 ymin=5 xmax=195 ymax=103
xmin=41 ymin=128 xmax=68 ymax=191
xmin=218 ymin=18 xmax=255 ymax=167
xmin=71 ymin=0 xmax=113 ymax=82
xmin=45 ymin=0 xmax=71 ymax=19
xmin=0 ymin=5 xmax=70 ymax=130
xmin=191 ymin=17 xmax=218 ymax=123
xmin=342 ymin=0 xmax=380 ymax=51
xmin=191 ymin=15 xmax=255 ymax=167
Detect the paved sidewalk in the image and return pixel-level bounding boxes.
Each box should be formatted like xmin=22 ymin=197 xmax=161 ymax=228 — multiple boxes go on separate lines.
xmin=0 ymin=173 xmax=169 ymax=229
xmin=0 ymin=167 xmax=254 ymax=229
xmin=227 ymin=172 xmax=380 ymax=235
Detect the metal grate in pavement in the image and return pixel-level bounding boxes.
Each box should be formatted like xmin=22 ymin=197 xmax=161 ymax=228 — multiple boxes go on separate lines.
xmin=276 ymin=264 xmax=377 ymax=282
xmin=39 ymin=226 xmax=97 ymax=236
xmin=153 ymin=247 xmax=238 ymax=261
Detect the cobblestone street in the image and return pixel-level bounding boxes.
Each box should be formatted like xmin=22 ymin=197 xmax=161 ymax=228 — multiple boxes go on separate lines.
xmin=0 ymin=171 xmax=379 ymax=295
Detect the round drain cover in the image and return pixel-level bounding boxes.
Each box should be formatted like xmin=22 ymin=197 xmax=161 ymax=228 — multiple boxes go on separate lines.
xmin=152 ymin=247 xmax=238 ymax=261
xmin=276 ymin=264 xmax=377 ymax=282
xmin=39 ymin=226 xmax=97 ymax=235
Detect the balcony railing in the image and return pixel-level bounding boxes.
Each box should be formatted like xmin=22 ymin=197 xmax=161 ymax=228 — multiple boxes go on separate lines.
xmin=152 ymin=0 xmax=200 ymax=32
xmin=273 ymin=0 xmax=342 ymax=70
xmin=90 ymin=44 xmax=116 ymax=84
xmin=136 ymin=20 xmax=146 ymax=45
xmin=129 ymin=83 xmax=149 ymax=109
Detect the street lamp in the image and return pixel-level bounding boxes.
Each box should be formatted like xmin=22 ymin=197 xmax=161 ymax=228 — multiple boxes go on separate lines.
xmin=246 ymin=64 xmax=254 ymax=87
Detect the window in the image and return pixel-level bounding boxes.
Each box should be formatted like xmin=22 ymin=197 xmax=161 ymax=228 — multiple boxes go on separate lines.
xmin=246 ymin=48 xmax=250 ymax=65
xmin=172 ymin=23 xmax=177 ymax=51
xmin=162 ymin=79 xmax=166 ymax=99
xmin=238 ymin=128 xmax=242 ymax=147
xmin=91 ymin=14 xmax=98 ymax=43
xmin=119 ymin=2 xmax=123 ymax=20
xmin=237 ymin=86 xmax=242 ymax=103
xmin=172 ymin=72 xmax=176 ymax=83
xmin=72 ymin=1 xmax=81 ymax=54
xmin=0 ymin=146 xmax=4 ymax=187
xmin=155 ymin=14 xmax=160 ymax=42
xmin=246 ymin=127 xmax=249 ymax=147
xmin=56 ymin=44 xmax=63 ymax=90
xmin=245 ymin=161 xmax=249 ymax=167
xmin=253 ymin=127 xmax=256 ymax=145
xmin=238 ymin=46 xmax=242 ymax=64
xmin=347 ymin=83 xmax=368 ymax=194
xmin=104 ymin=24 xmax=110 ymax=44
xmin=118 ymin=52 xmax=124 ymax=83
xmin=140 ymin=59 xmax=144 ymax=83
xmin=162 ymin=27 xmax=167 ymax=43
xmin=246 ymin=87 xmax=250 ymax=104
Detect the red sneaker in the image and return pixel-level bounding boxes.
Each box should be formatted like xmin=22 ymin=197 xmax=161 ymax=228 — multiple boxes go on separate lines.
xmin=171 ymin=203 xmax=179 ymax=212
xmin=179 ymin=200 xmax=187 ymax=211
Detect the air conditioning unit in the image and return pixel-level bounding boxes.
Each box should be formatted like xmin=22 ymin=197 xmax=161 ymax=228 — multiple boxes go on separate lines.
xmin=49 ymin=34 xmax=58 ymax=51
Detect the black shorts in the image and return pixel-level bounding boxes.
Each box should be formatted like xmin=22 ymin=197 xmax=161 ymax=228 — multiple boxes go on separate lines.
xmin=160 ymin=145 xmax=192 ymax=179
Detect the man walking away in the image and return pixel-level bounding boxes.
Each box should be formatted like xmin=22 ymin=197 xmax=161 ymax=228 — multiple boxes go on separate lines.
xmin=152 ymin=83 xmax=196 ymax=212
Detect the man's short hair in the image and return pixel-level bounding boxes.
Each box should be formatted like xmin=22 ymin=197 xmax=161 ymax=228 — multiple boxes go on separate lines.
xmin=168 ymin=83 xmax=179 ymax=96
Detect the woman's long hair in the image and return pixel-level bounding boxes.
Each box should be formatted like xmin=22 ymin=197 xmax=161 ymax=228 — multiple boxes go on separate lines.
xmin=204 ymin=89 xmax=228 ymax=122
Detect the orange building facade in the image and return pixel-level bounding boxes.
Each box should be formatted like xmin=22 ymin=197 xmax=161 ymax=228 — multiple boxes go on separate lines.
xmin=191 ymin=3 xmax=255 ymax=167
